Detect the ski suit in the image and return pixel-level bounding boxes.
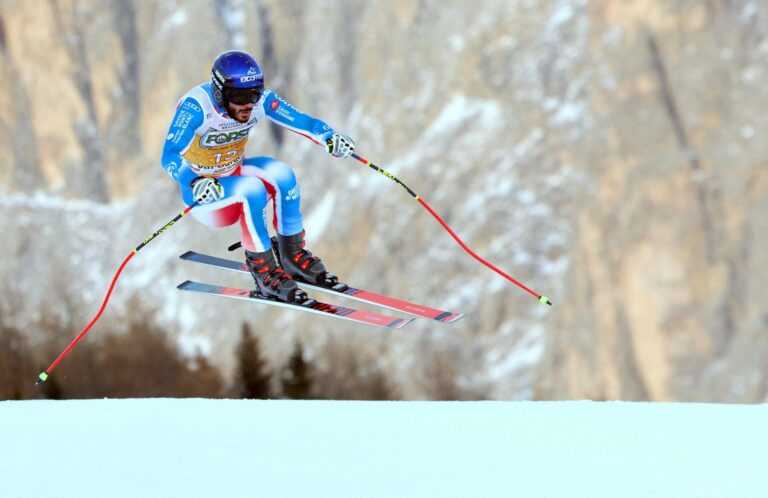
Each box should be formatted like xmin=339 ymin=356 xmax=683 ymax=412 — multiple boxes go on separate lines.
xmin=161 ymin=83 xmax=334 ymax=252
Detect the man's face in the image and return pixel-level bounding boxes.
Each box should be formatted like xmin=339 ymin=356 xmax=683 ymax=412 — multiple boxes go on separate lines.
xmin=223 ymin=85 xmax=263 ymax=123
xmin=227 ymin=101 xmax=254 ymax=123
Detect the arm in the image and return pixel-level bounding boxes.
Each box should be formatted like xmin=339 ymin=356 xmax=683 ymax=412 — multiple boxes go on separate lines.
xmin=161 ymin=97 xmax=205 ymax=186
xmin=262 ymin=89 xmax=334 ymax=146
xmin=262 ymin=89 xmax=356 ymax=158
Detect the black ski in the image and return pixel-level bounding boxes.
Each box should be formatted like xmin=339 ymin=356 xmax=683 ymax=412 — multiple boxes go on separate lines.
xmin=180 ymin=251 xmax=465 ymax=323
xmin=177 ymin=281 xmax=414 ymax=330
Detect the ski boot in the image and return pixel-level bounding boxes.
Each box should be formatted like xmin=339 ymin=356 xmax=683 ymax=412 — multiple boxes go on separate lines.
xmin=273 ymin=231 xmax=341 ymax=288
xmin=245 ymin=247 xmax=308 ymax=303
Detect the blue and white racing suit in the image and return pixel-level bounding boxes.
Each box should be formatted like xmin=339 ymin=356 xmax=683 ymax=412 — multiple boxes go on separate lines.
xmin=161 ymin=83 xmax=334 ymax=252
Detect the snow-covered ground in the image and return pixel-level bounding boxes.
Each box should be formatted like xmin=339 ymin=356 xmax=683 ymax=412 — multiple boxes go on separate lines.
xmin=1 ymin=400 xmax=766 ymax=497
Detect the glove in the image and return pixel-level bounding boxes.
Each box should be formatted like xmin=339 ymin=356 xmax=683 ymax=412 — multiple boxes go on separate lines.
xmin=326 ymin=133 xmax=356 ymax=158
xmin=191 ymin=177 xmax=224 ymax=204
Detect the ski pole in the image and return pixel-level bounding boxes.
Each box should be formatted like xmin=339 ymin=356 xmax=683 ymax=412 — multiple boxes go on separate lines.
xmin=36 ymin=203 xmax=198 ymax=385
xmin=349 ymin=152 xmax=552 ymax=306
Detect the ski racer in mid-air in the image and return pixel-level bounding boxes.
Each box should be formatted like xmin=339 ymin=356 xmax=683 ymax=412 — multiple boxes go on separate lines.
xmin=161 ymin=50 xmax=356 ymax=304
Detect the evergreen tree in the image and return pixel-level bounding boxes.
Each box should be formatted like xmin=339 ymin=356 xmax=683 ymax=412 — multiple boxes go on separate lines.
xmin=312 ymin=339 xmax=398 ymax=400
xmin=281 ymin=340 xmax=313 ymax=399
xmin=235 ymin=323 xmax=272 ymax=399
xmin=0 ymin=325 xmax=33 ymax=400
xmin=40 ymin=374 xmax=63 ymax=401
xmin=185 ymin=352 xmax=225 ymax=398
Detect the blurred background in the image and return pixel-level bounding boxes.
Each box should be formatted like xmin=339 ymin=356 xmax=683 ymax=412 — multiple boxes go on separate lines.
xmin=1 ymin=0 xmax=766 ymax=402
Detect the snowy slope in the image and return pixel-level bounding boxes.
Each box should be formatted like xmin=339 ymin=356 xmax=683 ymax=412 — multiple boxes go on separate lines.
xmin=1 ymin=400 xmax=766 ymax=497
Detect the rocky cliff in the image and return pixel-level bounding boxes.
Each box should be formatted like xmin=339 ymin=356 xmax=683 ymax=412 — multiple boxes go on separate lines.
xmin=0 ymin=0 xmax=765 ymax=401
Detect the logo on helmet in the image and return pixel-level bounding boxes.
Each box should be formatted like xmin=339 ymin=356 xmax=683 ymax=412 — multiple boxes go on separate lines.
xmin=240 ymin=66 xmax=263 ymax=83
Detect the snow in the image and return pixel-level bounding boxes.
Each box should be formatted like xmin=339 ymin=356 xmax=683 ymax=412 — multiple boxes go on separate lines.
xmin=513 ymin=127 xmax=544 ymax=157
xmin=487 ymin=326 xmax=545 ymax=382
xmin=449 ymin=34 xmax=465 ymax=51
xmin=164 ymin=10 xmax=187 ymax=30
xmin=1 ymin=399 xmax=765 ymax=497
xmin=220 ymin=0 xmax=246 ymax=49
xmin=0 ymin=191 xmax=130 ymax=214
xmin=551 ymin=100 xmax=586 ymax=125
xmin=360 ymin=93 xmax=502 ymax=195
xmin=547 ymin=4 xmax=575 ymax=30
xmin=421 ymin=94 xmax=503 ymax=143
xmin=176 ymin=331 xmax=212 ymax=358
xmin=741 ymin=2 xmax=758 ymax=20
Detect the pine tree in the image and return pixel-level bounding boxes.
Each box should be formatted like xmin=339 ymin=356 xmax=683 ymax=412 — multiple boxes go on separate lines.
xmin=281 ymin=341 xmax=313 ymax=399
xmin=40 ymin=374 xmax=63 ymax=400
xmin=185 ymin=352 xmax=225 ymax=398
xmin=235 ymin=323 xmax=272 ymax=399
xmin=0 ymin=324 xmax=34 ymax=400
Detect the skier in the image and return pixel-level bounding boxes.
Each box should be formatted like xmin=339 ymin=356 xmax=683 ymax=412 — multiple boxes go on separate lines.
xmin=161 ymin=50 xmax=356 ymax=303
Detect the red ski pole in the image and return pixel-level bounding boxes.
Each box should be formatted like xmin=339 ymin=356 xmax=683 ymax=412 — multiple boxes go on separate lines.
xmin=349 ymin=152 xmax=552 ymax=306
xmin=36 ymin=203 xmax=197 ymax=385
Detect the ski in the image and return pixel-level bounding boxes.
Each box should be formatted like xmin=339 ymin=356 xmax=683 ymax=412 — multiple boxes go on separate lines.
xmin=177 ymin=281 xmax=414 ymax=330
xmin=180 ymin=251 xmax=466 ymax=323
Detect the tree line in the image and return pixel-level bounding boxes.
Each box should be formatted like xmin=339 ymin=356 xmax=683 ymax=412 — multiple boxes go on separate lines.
xmin=0 ymin=314 xmax=401 ymax=401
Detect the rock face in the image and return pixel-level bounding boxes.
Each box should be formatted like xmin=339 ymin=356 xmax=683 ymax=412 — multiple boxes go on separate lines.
xmin=1 ymin=0 xmax=766 ymax=401
xmin=535 ymin=1 xmax=768 ymax=403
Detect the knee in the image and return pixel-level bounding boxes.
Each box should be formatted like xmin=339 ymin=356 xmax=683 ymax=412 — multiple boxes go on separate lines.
xmin=267 ymin=159 xmax=298 ymax=188
xmin=235 ymin=177 xmax=268 ymax=204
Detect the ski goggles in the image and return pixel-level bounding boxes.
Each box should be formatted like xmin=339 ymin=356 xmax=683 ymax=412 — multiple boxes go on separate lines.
xmin=224 ymin=85 xmax=264 ymax=105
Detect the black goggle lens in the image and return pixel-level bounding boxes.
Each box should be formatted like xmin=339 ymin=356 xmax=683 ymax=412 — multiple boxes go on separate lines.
xmin=224 ymin=85 xmax=264 ymax=105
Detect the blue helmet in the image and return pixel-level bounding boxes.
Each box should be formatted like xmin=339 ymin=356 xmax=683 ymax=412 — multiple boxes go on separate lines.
xmin=211 ymin=50 xmax=265 ymax=107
